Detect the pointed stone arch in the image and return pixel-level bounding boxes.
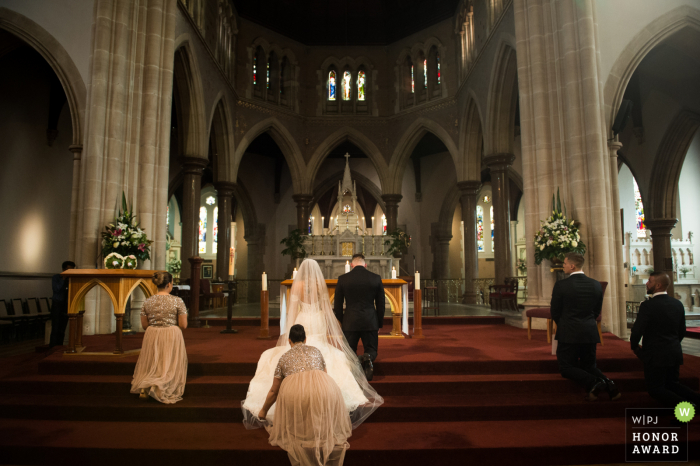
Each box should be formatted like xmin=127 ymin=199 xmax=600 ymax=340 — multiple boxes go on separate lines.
xmin=173 ymin=36 xmax=207 ymax=158
xmin=604 ymin=5 xmax=700 ymax=134
xmin=485 ymin=41 xmax=518 ymax=156
xmin=459 ymin=91 xmax=485 ymax=181
xmin=647 ymin=110 xmax=700 ymax=220
xmin=306 ymin=126 xmax=389 ymax=194
xmin=233 ymin=117 xmax=304 ymax=193
xmin=388 ymin=117 xmax=460 ymax=193
xmin=0 ymin=7 xmax=86 ymax=146
xmin=207 ymin=93 xmax=235 ymax=182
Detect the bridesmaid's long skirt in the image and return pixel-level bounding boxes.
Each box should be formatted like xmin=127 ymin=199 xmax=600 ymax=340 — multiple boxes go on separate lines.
xmin=267 ymin=370 xmax=352 ymax=466
xmin=130 ymin=326 xmax=188 ymax=404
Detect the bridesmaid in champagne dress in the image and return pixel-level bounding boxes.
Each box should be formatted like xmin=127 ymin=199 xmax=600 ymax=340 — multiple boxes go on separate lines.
xmin=131 ymin=272 xmax=188 ymax=404
xmin=258 ymin=324 xmax=352 ymax=466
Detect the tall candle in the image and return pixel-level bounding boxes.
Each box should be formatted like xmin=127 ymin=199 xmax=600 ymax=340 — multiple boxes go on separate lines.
xmin=262 ymin=272 xmax=267 ymax=291
xmin=415 ymin=271 xmax=420 ymax=290
xmin=392 ymin=266 xmax=397 ymax=279
xmin=228 ymin=247 xmax=234 ymax=276
xmin=345 ymin=261 xmax=350 ymax=273
xmin=292 ymin=268 xmax=297 ymax=279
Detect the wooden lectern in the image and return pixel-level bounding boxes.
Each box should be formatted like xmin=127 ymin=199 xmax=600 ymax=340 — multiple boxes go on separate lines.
xmin=61 ymin=269 xmax=164 ymax=354
xmin=280 ymin=279 xmax=408 ymax=338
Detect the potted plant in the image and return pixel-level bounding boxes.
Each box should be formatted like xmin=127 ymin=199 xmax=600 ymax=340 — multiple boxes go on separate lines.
xmin=384 ymin=229 xmax=411 ymax=257
xmin=534 ymin=190 xmax=586 ymax=266
xmin=168 ymin=258 xmax=182 ymax=283
xmin=281 ymin=229 xmax=308 ymax=259
xmin=517 ymin=259 xmax=527 ymax=276
xmin=680 ymin=266 xmax=691 ymax=278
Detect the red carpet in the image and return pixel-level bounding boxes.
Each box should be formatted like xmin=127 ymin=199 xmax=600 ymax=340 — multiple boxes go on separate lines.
xmin=1 ymin=321 xmax=700 ymax=465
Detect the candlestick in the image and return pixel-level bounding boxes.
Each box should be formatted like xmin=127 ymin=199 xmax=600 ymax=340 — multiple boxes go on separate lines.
xmin=392 ymin=266 xmax=397 ymax=279
xmin=292 ymin=268 xmax=297 ymax=279
xmin=345 ymin=261 xmax=350 ymax=273
xmin=262 ymin=272 xmax=267 ymax=291
xmin=415 ymin=271 xmax=420 ymax=290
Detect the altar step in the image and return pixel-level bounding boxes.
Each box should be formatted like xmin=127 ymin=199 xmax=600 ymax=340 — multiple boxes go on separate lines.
xmin=191 ymin=315 xmax=507 ymax=327
xmin=0 ymin=390 xmax=664 ymax=425
xmin=1 ymin=417 xmax=699 ymax=466
xmin=37 ymin=355 xmax=643 ymax=377
xmin=1 ymin=370 xmax=696 ymax=399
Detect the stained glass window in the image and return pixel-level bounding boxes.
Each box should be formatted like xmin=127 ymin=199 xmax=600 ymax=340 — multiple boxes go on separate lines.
xmin=198 ymin=206 xmax=207 ymax=254
xmin=411 ymin=64 xmax=414 ymax=94
xmin=166 ymin=205 xmax=169 ymax=226
xmin=437 ymin=53 xmax=441 ymax=84
xmin=342 ymin=71 xmax=351 ymax=101
xmin=423 ymin=59 xmax=428 ymax=89
xmin=382 ymin=214 xmax=387 ymax=235
xmin=253 ymin=56 xmax=257 ymax=85
xmin=357 ymin=71 xmax=366 ymax=101
xmin=343 ymin=204 xmax=352 ymax=214
xmin=206 ymin=196 xmax=215 ymax=205
xmin=477 ymin=206 xmax=484 ymax=252
xmin=266 ymin=61 xmax=270 ymax=89
xmin=213 ymin=207 xmax=218 ymax=254
xmin=634 ymin=178 xmax=646 ymax=238
xmin=308 ymin=217 xmax=313 ymax=234
xmin=482 ymin=195 xmax=491 ymax=203
xmin=490 ymin=206 xmax=495 ymax=252
xmin=328 ymin=71 xmax=336 ymax=101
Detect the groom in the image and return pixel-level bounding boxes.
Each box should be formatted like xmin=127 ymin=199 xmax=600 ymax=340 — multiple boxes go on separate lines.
xmin=334 ymin=253 xmax=385 ymax=381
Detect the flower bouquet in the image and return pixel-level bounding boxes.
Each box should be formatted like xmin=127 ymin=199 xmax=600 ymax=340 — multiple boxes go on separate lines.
xmin=101 ymin=193 xmax=154 ymax=268
xmin=104 ymin=252 xmax=125 ymax=269
xmin=534 ymin=190 xmax=586 ymax=265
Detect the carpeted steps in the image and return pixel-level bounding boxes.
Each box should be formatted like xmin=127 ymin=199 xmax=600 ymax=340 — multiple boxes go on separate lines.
xmin=1 ymin=418 xmax=699 ymax=466
xmin=2 ymin=324 xmax=700 ymax=465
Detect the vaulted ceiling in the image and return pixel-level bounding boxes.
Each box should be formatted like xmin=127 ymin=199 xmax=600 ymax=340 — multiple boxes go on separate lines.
xmin=232 ymin=0 xmax=461 ymax=46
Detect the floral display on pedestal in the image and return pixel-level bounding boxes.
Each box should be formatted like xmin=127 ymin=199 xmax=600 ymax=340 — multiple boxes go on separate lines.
xmin=101 ymin=193 xmax=154 ymax=268
xmin=534 ymin=190 xmax=586 ymax=265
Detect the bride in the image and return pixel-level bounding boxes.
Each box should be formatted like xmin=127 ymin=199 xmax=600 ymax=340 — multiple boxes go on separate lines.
xmin=241 ymin=259 xmax=383 ymax=429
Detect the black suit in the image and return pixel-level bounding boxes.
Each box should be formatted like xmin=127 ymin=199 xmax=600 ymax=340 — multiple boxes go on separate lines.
xmin=333 ymin=266 xmax=385 ymax=361
xmin=630 ymin=293 xmax=700 ymax=407
xmin=550 ymin=273 xmax=607 ymax=390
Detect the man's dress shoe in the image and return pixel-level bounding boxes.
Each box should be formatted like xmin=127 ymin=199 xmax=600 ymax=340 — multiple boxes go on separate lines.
xmin=586 ymin=379 xmax=606 ymax=401
xmin=359 ymin=354 xmax=374 ymax=381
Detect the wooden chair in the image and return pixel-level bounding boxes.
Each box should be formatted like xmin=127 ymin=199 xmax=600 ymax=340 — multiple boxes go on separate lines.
xmin=489 ymin=280 xmax=517 ymax=311
xmin=200 ymin=279 xmax=225 ymax=310
xmin=0 ymin=300 xmax=19 ymax=341
xmin=11 ymin=299 xmax=32 ymax=339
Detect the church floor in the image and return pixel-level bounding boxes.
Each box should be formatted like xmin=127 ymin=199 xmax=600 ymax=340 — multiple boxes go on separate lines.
xmin=1 ymin=323 xmax=699 ymax=465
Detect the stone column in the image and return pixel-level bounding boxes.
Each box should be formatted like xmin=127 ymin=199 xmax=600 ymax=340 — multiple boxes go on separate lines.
xmin=646 ymin=219 xmax=678 ymax=298
xmin=510 ymin=220 xmax=519 ymax=276
xmin=180 ymin=157 xmax=207 ymax=281
xmin=608 ymin=141 xmax=628 ymax=336
xmin=68 ymin=144 xmax=82 ymax=261
xmin=245 ymin=227 xmax=266 ymax=302
xmin=382 ymin=194 xmax=402 ymax=233
xmin=292 ymin=194 xmax=313 ymax=232
xmin=484 ymin=154 xmax=514 ymax=286
xmin=215 ymin=181 xmax=235 ymax=281
xmin=514 ymin=0 xmax=626 ymax=334
xmin=458 ymin=181 xmax=482 ymax=303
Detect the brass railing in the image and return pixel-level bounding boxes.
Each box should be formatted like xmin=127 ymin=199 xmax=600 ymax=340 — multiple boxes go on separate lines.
xmin=421 ymin=279 xmax=465 ymax=303
xmin=472 ymin=278 xmax=495 ymax=305
xmin=231 ymin=279 xmax=283 ymax=304
xmin=626 ymin=301 xmax=641 ymax=325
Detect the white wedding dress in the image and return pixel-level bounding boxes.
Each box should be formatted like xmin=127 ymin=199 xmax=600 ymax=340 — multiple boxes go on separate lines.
xmin=241 ymin=259 xmax=383 ymax=429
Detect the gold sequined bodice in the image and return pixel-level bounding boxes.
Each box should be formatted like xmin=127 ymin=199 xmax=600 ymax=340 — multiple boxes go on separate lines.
xmin=140 ymin=295 xmax=188 ymax=327
xmin=274 ymin=344 xmax=326 ymax=379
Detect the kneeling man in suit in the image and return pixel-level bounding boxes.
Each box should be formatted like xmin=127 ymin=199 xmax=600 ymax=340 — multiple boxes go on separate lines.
xmin=333 ymin=254 xmax=385 ymax=381
xmin=551 ymin=252 xmax=620 ymax=401
xmin=631 ymin=271 xmax=700 ymax=408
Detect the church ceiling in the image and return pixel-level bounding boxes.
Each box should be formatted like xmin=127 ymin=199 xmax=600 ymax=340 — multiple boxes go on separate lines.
xmin=232 ymin=0 xmax=460 ymax=46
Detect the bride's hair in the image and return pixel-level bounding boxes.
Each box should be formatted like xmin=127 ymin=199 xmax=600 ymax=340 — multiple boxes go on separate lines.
xmin=289 ymin=324 xmax=306 ymax=343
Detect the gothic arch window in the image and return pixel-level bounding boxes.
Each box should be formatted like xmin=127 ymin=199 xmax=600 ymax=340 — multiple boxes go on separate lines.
xmin=199 ymin=206 xmax=207 ymax=254
xmin=253 ymin=46 xmax=264 ymax=98
xmin=477 ymin=206 xmax=484 ymax=252
xmin=342 ymin=70 xmax=352 ymax=101
xmin=357 ymin=70 xmax=366 ymax=101
xmin=213 ymin=207 xmax=219 ymax=254
xmin=267 ymin=52 xmax=280 ymax=103
xmin=280 ymin=56 xmax=291 ymax=105
xmin=633 ymin=177 xmax=646 ymax=238
xmin=417 ymin=51 xmax=427 ymax=104
xmin=328 ymin=69 xmax=337 ymax=101
xmin=490 ymin=205 xmax=495 ymax=252
xmin=402 ymin=56 xmax=415 ymax=109
xmin=428 ymin=45 xmax=440 ymax=97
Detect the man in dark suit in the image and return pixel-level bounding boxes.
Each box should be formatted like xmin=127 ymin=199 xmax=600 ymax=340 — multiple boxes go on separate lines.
xmin=333 ymin=253 xmax=385 ymax=380
xmin=631 ymin=271 xmax=700 ymax=407
xmin=49 ymin=260 xmax=75 ymax=348
xmin=551 ymin=252 xmax=620 ymax=401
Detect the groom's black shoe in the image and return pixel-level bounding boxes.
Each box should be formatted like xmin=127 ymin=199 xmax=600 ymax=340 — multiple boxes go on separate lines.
xmin=586 ymin=378 xmax=606 ymax=401
xmin=359 ymin=354 xmax=374 ymax=381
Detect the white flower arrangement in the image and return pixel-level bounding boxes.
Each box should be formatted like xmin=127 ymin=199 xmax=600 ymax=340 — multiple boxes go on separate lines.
xmin=123 ymin=255 xmax=138 ymax=270
xmin=104 ymin=252 xmax=125 ymax=269
xmin=534 ymin=190 xmax=586 ymax=265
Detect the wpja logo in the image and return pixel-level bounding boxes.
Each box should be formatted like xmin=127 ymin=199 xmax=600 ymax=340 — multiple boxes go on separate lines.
xmin=626 ymin=407 xmax=689 ymax=462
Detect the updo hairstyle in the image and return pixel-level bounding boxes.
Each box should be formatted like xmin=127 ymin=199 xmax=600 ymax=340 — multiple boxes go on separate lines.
xmin=152 ymin=271 xmax=173 ymax=289
xmin=289 ymin=324 xmax=306 ymax=343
